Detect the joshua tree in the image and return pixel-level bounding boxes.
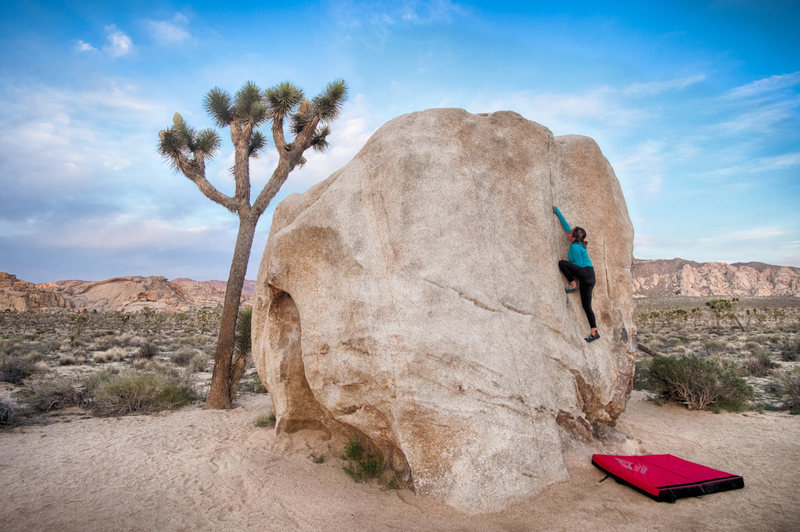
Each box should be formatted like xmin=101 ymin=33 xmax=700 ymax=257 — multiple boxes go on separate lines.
xmin=705 ymin=298 xmax=744 ymax=332
xmin=159 ymin=79 xmax=348 ymax=409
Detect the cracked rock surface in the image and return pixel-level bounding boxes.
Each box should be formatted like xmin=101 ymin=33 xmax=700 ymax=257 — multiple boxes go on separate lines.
xmin=252 ymin=108 xmax=636 ymax=513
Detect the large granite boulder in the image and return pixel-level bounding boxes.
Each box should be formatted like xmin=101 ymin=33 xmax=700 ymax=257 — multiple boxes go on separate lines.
xmin=252 ymin=108 xmax=636 ymax=512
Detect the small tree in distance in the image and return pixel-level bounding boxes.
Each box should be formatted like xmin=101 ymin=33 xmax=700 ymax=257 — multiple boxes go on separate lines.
xmin=159 ymin=79 xmax=348 ymax=409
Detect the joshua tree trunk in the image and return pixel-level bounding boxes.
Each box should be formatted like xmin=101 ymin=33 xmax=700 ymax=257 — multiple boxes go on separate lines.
xmin=206 ymin=214 xmax=257 ymax=409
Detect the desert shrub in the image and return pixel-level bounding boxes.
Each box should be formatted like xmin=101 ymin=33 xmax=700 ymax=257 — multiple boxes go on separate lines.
xmin=88 ymin=370 xmax=195 ymax=416
xmin=171 ymin=347 xmax=197 ymax=367
xmin=89 ymin=338 xmax=113 ymax=351
xmin=239 ymin=373 xmax=267 ymax=393
xmin=136 ymin=341 xmax=159 ymax=360
xmin=0 ymin=353 xmax=38 ymax=384
xmin=0 ymin=398 xmax=16 ymax=427
xmin=660 ymin=336 xmax=683 ymax=349
xmin=633 ymin=360 xmax=650 ymax=391
xmin=18 ymin=377 xmax=86 ymax=413
xmin=344 ymin=453 xmax=385 ymax=482
xmin=778 ymin=370 xmax=800 ymax=414
xmin=702 ymin=340 xmax=727 ymax=356
xmin=119 ymin=334 xmax=147 ymax=348
xmin=254 ymin=412 xmax=276 ymax=427
xmin=745 ymin=351 xmax=777 ymax=376
xmin=780 ymin=339 xmax=800 ymax=362
xmin=744 ymin=342 xmax=760 ymax=352
xmin=58 ymin=353 xmax=84 ymax=366
xmin=178 ymin=335 xmax=206 ymax=347
xmin=344 ymin=437 xmax=364 ymax=461
xmin=646 ymin=355 xmax=753 ymax=411
xmin=93 ymin=352 xmax=112 ymax=364
xmin=103 ymin=346 xmax=127 ymax=362
xmin=341 ymin=436 xmax=386 ymax=483
xmin=235 ymin=307 xmax=252 ymax=357
xmin=189 ymin=353 xmax=208 ymax=373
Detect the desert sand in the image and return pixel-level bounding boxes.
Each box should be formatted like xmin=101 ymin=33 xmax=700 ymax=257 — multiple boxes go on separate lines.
xmin=1 ymin=391 xmax=798 ymax=531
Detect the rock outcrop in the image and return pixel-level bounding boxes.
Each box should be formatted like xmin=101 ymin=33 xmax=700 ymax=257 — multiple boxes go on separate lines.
xmin=252 ymin=108 xmax=637 ymax=512
xmin=632 ymin=259 xmax=800 ymax=298
xmin=0 ymin=273 xmax=73 ymax=311
xmin=5 ymin=258 xmax=794 ymax=314
xmin=0 ymin=273 xmax=254 ymax=312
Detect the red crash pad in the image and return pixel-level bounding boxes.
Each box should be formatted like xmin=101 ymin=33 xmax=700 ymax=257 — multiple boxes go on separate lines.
xmin=592 ymin=454 xmax=744 ymax=502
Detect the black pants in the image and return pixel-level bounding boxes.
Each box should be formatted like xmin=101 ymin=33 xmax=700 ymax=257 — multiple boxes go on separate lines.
xmin=558 ymin=260 xmax=597 ymax=329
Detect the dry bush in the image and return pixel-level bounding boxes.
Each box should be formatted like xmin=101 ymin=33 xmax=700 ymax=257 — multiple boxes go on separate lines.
xmin=58 ymin=353 xmax=85 ymax=366
xmin=88 ymin=370 xmax=196 ymax=416
xmin=136 ymin=341 xmax=159 ymax=360
xmin=646 ymin=355 xmax=753 ymax=411
xmin=0 ymin=352 xmax=38 ymax=384
xmin=17 ymin=377 xmax=86 ymax=413
xmin=779 ymin=370 xmax=800 ymax=414
xmin=171 ymin=347 xmax=197 ymax=367
xmin=780 ymin=339 xmax=800 ymax=362
xmin=745 ymin=350 xmax=778 ymax=376
xmin=0 ymin=398 xmax=16 ymax=427
xmin=189 ymin=353 xmax=209 ymax=373
xmin=119 ymin=334 xmax=147 ymax=348
xmin=101 ymin=346 xmax=127 ymax=362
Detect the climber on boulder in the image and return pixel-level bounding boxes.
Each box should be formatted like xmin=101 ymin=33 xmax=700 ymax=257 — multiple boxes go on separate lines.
xmin=553 ymin=206 xmax=599 ymax=342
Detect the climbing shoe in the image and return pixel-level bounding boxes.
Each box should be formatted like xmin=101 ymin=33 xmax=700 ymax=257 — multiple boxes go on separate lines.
xmin=565 ymin=286 xmax=578 ymax=293
xmin=584 ymin=333 xmax=600 ymax=343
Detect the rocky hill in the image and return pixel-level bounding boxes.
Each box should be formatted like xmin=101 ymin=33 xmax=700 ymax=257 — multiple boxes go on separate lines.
xmin=632 ymin=258 xmax=800 ymax=298
xmin=0 ymin=272 xmax=255 ymax=312
xmin=2 ymin=259 xmax=797 ymax=312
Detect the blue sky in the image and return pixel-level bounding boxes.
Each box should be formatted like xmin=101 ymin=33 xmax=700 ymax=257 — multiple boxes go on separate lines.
xmin=1 ymin=1 xmax=798 ymax=283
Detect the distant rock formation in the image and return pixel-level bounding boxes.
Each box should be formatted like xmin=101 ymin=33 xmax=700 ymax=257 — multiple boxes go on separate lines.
xmin=252 ymin=108 xmax=637 ymax=513
xmin=0 ymin=273 xmax=73 ymax=311
xmin=3 ymin=258 xmax=796 ymax=313
xmin=632 ymin=259 xmax=800 ymax=298
xmin=0 ymin=272 xmax=254 ymax=312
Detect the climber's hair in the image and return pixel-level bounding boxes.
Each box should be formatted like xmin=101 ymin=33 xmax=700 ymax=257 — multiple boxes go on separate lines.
xmin=572 ymin=226 xmax=588 ymax=247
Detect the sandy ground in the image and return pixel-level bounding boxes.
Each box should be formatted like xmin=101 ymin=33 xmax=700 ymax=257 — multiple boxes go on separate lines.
xmin=1 ymin=391 xmax=798 ymax=531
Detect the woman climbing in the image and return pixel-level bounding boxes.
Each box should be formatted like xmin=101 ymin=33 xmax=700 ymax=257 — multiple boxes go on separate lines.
xmin=553 ymin=206 xmax=600 ymax=342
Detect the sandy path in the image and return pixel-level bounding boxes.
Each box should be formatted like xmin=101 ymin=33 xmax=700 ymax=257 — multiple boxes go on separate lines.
xmin=1 ymin=391 xmax=798 ymax=531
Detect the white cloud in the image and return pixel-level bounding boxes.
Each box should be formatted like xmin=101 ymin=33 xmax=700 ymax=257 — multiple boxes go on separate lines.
xmin=104 ymin=25 xmax=133 ymax=57
xmin=331 ymin=0 xmax=469 ymax=45
xmin=147 ymin=13 xmax=191 ymax=45
xmin=479 ymin=87 xmax=647 ymax=136
xmin=757 ymin=152 xmax=800 ymax=170
xmin=725 ymin=71 xmax=800 ymax=101
xmin=718 ymin=99 xmax=798 ymax=133
xmin=722 ymin=226 xmax=787 ymax=242
xmin=623 ymin=74 xmax=706 ymax=96
xmin=39 ymin=214 xmax=233 ymax=252
xmin=0 ymin=83 xmax=167 ymax=191
xmin=711 ymin=151 xmax=800 ymax=176
xmin=75 ymin=40 xmax=97 ymax=53
xmin=613 ymin=141 xmax=665 ymax=197
xmin=713 ymin=71 xmax=800 ymax=134
xmin=397 ymin=0 xmax=467 ymax=24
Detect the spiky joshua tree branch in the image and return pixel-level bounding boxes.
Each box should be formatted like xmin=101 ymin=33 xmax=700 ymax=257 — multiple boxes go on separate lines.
xmin=158 ymin=79 xmax=348 ymax=409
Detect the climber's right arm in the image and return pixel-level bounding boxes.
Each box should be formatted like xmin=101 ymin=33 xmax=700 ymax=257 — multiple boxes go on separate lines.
xmin=553 ymin=206 xmax=571 ymax=234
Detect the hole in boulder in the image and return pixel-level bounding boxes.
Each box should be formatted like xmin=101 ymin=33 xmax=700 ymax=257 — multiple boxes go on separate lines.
xmin=268 ymin=289 xmax=328 ymax=434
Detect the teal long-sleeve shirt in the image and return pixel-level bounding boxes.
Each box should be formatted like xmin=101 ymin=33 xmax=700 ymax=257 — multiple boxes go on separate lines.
xmin=554 ymin=207 xmax=593 ymax=268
